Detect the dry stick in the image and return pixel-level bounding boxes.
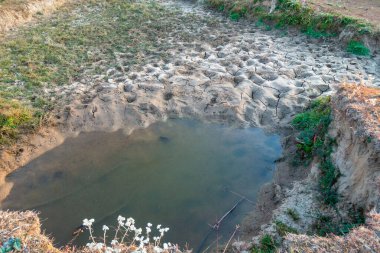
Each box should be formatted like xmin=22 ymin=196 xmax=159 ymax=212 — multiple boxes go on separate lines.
xmin=201 ymin=236 xmax=223 ymax=253
xmin=228 ymin=189 xmax=255 ymax=205
xmin=222 ymin=225 xmax=240 ymax=253
xmin=212 ymin=198 xmax=244 ymax=230
xmin=197 ymin=198 xmax=245 ymax=253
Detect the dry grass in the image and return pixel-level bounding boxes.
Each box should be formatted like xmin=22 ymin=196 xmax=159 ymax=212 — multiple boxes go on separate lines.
xmin=339 ymin=83 xmax=380 ymax=141
xmin=0 ymin=210 xmax=59 ymax=253
xmin=284 ymin=212 xmax=380 ymax=252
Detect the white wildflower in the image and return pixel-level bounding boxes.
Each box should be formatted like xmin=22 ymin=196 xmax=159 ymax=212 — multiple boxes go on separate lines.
xmin=146 ymin=227 xmax=151 ymax=233
xmin=102 ymin=225 xmax=109 ymax=231
xmin=94 ymin=242 xmax=104 ymax=250
xmin=126 ymin=217 xmax=135 ymax=227
xmin=147 ymin=222 xmax=152 ymax=227
xmin=86 ymin=242 xmax=96 ymax=249
xmin=111 ymin=239 xmax=118 ymax=245
xmin=154 ymin=246 xmax=163 ymax=253
xmin=117 ymin=215 xmax=126 ymax=225
xmin=83 ymin=218 xmax=95 ymax=227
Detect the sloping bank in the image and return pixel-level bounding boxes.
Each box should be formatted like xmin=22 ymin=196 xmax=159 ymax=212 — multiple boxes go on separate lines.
xmin=205 ymin=0 xmax=380 ymax=55
xmin=1 ymin=85 xmax=378 ymax=252
xmin=237 ymin=84 xmax=380 ymax=252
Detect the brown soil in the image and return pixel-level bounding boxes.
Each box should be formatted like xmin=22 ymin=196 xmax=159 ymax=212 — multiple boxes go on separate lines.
xmin=0 ymin=0 xmax=69 ymax=34
xmin=309 ymin=0 xmax=380 ymax=28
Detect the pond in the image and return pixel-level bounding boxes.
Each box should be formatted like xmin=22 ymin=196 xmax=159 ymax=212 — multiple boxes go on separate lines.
xmin=1 ymin=119 xmax=282 ymax=249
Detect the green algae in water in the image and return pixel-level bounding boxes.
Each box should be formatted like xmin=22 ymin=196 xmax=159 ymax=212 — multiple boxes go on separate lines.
xmin=2 ymin=119 xmax=282 ymax=248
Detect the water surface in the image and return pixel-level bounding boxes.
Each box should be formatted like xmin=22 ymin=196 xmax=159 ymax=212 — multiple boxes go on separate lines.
xmin=2 ymin=119 xmax=281 ymax=249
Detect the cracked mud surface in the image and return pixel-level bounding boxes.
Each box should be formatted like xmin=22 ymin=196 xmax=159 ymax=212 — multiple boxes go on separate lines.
xmin=52 ymin=0 xmax=380 ymax=137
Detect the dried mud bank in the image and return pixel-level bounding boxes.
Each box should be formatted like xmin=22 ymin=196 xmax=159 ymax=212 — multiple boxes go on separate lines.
xmin=331 ymin=85 xmax=380 ymax=209
xmin=238 ymin=85 xmax=380 ymax=252
xmin=0 ymin=0 xmax=379 ymax=252
xmin=0 ymin=0 xmax=69 ymax=34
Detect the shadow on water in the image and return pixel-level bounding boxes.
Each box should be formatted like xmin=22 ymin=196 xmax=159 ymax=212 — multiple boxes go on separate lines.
xmin=1 ymin=119 xmax=282 ymax=249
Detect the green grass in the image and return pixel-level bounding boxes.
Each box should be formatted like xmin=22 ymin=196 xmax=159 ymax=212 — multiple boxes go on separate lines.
xmin=291 ymin=96 xmax=332 ymax=164
xmin=206 ymin=0 xmax=376 ymax=46
xmin=0 ymin=98 xmax=40 ymax=144
xmin=251 ymin=234 xmax=277 ymax=253
xmin=346 ymin=40 xmax=371 ymax=56
xmin=313 ymin=207 xmax=365 ymax=236
xmin=286 ymin=208 xmax=300 ymax=222
xmin=0 ymin=0 xmax=192 ymax=145
xmin=275 ymin=220 xmax=298 ymax=236
xmin=291 ymin=96 xmax=341 ymax=206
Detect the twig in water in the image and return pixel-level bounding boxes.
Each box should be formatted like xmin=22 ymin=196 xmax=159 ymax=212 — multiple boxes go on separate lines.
xmin=212 ymin=198 xmax=244 ymax=230
xmin=201 ymin=236 xmax=223 ymax=253
xmin=222 ymin=225 xmax=240 ymax=253
xmin=227 ymin=189 xmax=255 ymax=205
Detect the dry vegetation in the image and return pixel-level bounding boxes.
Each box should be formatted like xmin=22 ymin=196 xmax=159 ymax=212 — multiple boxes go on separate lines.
xmin=284 ymin=212 xmax=380 ymax=252
xmin=339 ymin=83 xmax=380 ymax=139
xmin=0 ymin=210 xmax=59 ymax=253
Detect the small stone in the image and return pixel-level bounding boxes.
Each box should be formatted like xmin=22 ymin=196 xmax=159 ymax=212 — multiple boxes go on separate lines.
xmin=123 ymin=84 xmax=133 ymax=92
xmin=126 ymin=93 xmax=137 ymax=103
xmin=164 ymin=92 xmax=174 ymax=101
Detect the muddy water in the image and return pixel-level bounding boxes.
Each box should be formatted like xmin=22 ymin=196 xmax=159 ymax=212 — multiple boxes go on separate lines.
xmin=2 ymin=119 xmax=281 ymax=248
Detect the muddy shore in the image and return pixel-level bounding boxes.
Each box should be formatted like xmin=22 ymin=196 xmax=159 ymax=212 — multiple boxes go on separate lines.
xmin=0 ymin=0 xmax=379 ymax=251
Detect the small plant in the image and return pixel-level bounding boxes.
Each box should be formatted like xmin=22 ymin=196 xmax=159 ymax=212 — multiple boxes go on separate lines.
xmin=291 ymin=96 xmax=331 ymax=164
xmin=275 ymin=220 xmax=298 ymax=236
xmin=0 ymin=99 xmax=39 ymax=145
xmin=286 ymin=208 xmax=300 ymax=222
xmin=319 ymin=158 xmax=340 ymax=205
xmin=346 ymin=40 xmax=370 ymax=56
xmin=81 ymin=216 xmax=174 ymax=253
xmin=313 ymin=207 xmax=365 ymax=236
xmin=251 ymin=234 xmax=277 ymax=253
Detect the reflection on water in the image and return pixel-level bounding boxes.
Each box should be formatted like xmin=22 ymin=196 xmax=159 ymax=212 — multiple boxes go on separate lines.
xmin=2 ymin=119 xmax=282 ymax=249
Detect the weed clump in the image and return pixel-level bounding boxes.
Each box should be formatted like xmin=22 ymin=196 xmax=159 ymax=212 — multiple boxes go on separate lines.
xmin=313 ymin=207 xmax=366 ymax=236
xmin=346 ymin=40 xmax=371 ymax=56
xmin=251 ymin=234 xmax=277 ymax=253
xmin=0 ymin=99 xmax=39 ymax=144
xmin=291 ymin=96 xmax=331 ymax=164
xmin=275 ymin=220 xmax=298 ymax=236
xmin=286 ymin=208 xmax=300 ymax=222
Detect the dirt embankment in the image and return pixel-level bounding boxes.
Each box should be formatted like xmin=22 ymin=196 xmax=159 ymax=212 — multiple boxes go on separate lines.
xmin=283 ymin=85 xmax=380 ymax=252
xmin=331 ymin=84 xmax=380 ymax=210
xmin=0 ymin=0 xmax=69 ymax=34
xmin=239 ymin=84 xmax=380 ymax=252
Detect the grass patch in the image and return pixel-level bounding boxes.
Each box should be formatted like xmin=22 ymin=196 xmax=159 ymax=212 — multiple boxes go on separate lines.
xmin=313 ymin=207 xmax=366 ymax=236
xmin=251 ymin=234 xmax=277 ymax=253
xmin=275 ymin=220 xmax=298 ymax=236
xmin=291 ymin=96 xmax=340 ymax=206
xmin=291 ymin=96 xmax=332 ymax=164
xmin=206 ymin=0 xmax=376 ymax=45
xmin=286 ymin=208 xmax=300 ymax=222
xmin=0 ymin=98 xmax=40 ymax=144
xmin=346 ymin=40 xmax=371 ymax=56
xmin=0 ymin=0 xmax=191 ymax=145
